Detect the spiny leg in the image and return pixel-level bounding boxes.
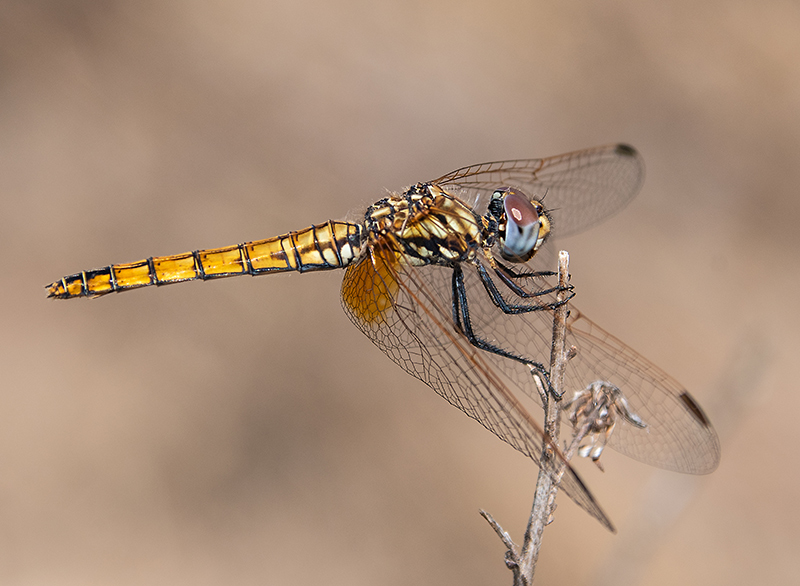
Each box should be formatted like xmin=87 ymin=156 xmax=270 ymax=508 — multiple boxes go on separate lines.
xmin=451 ymin=265 xmax=554 ymax=400
xmin=475 ymin=262 xmax=574 ymax=315
xmin=492 ymin=260 xmax=555 ymax=280
xmin=491 ymin=260 xmax=570 ymax=300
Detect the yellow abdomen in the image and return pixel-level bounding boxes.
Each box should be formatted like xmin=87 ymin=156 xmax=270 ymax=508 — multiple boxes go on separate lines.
xmin=47 ymin=220 xmax=364 ymax=299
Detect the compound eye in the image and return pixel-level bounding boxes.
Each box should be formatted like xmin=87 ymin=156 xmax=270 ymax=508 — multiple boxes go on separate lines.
xmin=499 ymin=188 xmax=542 ymax=261
xmin=504 ymin=189 xmax=539 ymax=227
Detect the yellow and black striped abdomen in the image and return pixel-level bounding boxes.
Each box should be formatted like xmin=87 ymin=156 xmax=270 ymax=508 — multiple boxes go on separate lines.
xmin=47 ymin=220 xmax=364 ymax=299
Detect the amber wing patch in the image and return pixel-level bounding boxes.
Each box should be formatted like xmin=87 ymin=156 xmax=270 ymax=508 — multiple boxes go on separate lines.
xmin=341 ymin=246 xmax=402 ymax=325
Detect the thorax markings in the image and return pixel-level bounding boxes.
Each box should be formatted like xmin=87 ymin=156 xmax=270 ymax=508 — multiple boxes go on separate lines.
xmin=363 ymin=184 xmax=486 ymax=266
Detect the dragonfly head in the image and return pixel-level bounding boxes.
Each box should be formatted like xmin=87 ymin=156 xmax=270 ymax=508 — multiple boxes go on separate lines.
xmin=490 ymin=188 xmax=551 ymax=262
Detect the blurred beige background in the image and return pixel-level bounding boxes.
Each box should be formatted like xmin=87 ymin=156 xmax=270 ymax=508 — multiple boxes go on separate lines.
xmin=1 ymin=1 xmax=798 ymax=584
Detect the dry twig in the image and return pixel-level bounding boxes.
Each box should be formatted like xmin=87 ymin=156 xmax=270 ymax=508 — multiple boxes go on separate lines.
xmin=480 ymin=250 xmax=586 ymax=585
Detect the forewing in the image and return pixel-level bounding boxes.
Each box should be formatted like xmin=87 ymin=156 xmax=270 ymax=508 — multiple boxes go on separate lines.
xmin=340 ymin=244 xmax=614 ymax=531
xmin=431 ymin=144 xmax=645 ymax=237
xmin=454 ymin=255 xmax=720 ymax=475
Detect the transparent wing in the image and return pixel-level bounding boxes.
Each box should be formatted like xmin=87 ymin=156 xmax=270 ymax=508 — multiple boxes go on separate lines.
xmin=430 ymin=144 xmax=645 ymax=237
xmin=454 ymin=252 xmax=720 ymax=475
xmin=340 ymin=244 xmax=615 ymax=531
xmin=565 ymin=310 xmax=720 ymax=473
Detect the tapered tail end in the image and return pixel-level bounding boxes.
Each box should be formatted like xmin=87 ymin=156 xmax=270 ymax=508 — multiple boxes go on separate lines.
xmin=46 ymin=280 xmax=70 ymax=299
xmin=45 ymin=275 xmax=96 ymax=299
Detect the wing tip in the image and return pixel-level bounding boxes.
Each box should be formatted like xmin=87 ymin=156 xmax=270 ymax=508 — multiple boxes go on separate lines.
xmin=614 ymin=143 xmax=639 ymax=158
xmin=678 ymin=391 xmax=711 ymax=428
xmin=562 ymin=464 xmax=617 ymax=533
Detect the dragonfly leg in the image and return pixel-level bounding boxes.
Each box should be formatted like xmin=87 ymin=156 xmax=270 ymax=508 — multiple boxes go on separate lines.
xmin=451 ymin=265 xmax=553 ymax=394
xmin=491 ymin=261 xmax=569 ymax=299
xmin=495 ymin=262 xmax=556 ymax=279
xmin=481 ymin=251 xmax=571 ymax=300
xmin=476 ymin=262 xmax=574 ymax=315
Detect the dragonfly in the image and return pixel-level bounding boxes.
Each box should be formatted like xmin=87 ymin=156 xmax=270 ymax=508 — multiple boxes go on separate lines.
xmin=47 ymin=143 xmax=720 ymax=532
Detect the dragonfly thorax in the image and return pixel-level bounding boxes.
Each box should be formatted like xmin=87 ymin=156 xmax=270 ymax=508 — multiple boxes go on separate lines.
xmin=489 ymin=187 xmax=551 ymax=263
xmin=363 ymin=184 xmax=484 ymax=266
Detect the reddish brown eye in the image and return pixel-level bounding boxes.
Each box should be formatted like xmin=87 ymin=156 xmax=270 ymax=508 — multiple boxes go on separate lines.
xmin=497 ymin=188 xmax=542 ymax=262
xmin=503 ymin=190 xmax=540 ymax=228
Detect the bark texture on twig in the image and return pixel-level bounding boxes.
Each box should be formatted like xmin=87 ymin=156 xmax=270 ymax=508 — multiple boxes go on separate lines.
xmin=481 ymin=251 xmax=575 ymax=585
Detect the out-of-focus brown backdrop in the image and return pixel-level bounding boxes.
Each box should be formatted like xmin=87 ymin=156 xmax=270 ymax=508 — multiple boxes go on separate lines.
xmin=2 ymin=1 xmax=798 ymax=584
